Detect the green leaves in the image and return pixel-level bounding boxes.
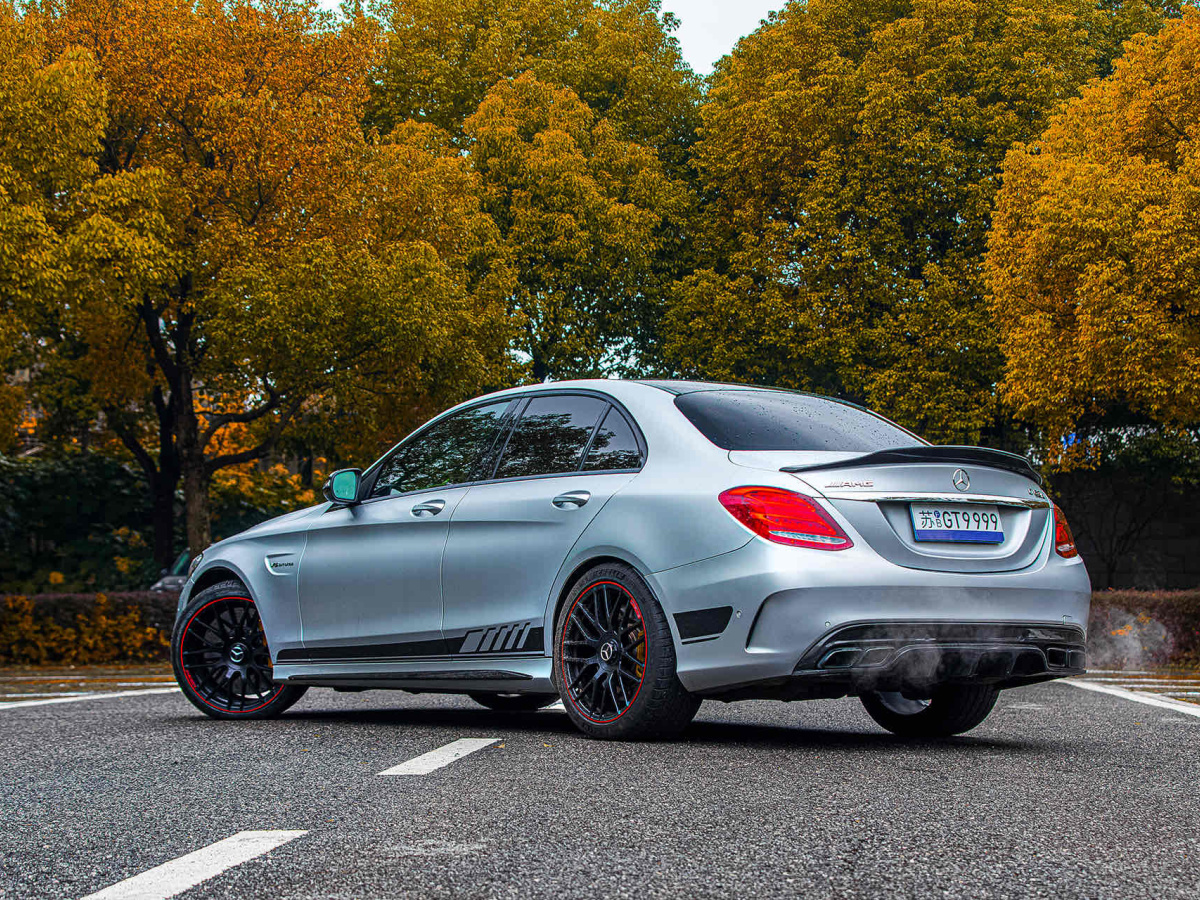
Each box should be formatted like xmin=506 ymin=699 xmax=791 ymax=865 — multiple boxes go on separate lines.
xmin=661 ymin=0 xmax=1164 ymax=444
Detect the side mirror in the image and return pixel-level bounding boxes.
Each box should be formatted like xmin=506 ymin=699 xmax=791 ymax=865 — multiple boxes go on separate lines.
xmin=323 ymin=468 xmax=363 ymax=505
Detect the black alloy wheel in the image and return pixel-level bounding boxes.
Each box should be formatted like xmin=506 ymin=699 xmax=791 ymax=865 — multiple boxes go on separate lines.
xmin=860 ymin=684 xmax=1000 ymax=737
xmin=172 ymin=580 xmax=306 ymax=719
xmin=560 ymin=579 xmax=648 ymax=723
xmin=555 ymin=563 xmax=700 ymax=740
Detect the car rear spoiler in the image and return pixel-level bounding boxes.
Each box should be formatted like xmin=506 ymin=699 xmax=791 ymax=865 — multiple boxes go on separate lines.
xmin=780 ymin=445 xmax=1043 ymax=485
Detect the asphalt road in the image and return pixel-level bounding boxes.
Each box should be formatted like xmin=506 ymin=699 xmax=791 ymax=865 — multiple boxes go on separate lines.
xmin=3 ymin=681 xmax=1198 ymax=900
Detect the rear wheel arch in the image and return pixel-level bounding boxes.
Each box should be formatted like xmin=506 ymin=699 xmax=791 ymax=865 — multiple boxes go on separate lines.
xmin=551 ymin=559 xmax=700 ymax=739
xmin=548 ymin=554 xmax=665 ymax=651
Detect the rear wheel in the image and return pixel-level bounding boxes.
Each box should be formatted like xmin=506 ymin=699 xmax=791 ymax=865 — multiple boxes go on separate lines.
xmin=172 ymin=581 xmax=307 ymax=720
xmin=554 ymin=563 xmax=699 ymax=740
xmin=860 ymin=685 xmax=999 ymax=737
xmin=468 ymin=692 xmax=558 ymax=711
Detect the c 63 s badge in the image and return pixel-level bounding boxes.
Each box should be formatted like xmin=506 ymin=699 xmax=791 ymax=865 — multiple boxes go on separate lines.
xmin=265 ymin=553 xmax=298 ymax=575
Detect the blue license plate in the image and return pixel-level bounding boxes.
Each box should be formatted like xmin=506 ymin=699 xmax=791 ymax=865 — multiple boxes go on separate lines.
xmin=909 ymin=503 xmax=1004 ymax=543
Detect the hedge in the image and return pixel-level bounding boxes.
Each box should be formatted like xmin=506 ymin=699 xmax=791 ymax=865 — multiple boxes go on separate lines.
xmin=1087 ymin=590 xmax=1200 ymax=670
xmin=2 ymin=590 xmax=1198 ymax=669
xmin=0 ymin=592 xmax=176 ymax=665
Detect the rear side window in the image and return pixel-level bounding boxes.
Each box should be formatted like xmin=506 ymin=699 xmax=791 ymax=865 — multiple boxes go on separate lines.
xmin=494 ymin=395 xmax=608 ymax=479
xmin=675 ymin=390 xmax=920 ymax=452
xmin=370 ymin=400 xmax=512 ymax=497
xmin=583 ymin=407 xmax=643 ymax=471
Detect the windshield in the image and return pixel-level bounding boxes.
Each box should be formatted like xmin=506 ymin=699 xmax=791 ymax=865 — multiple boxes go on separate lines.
xmin=674 ymin=390 xmax=922 ymax=452
xmin=169 ymin=550 xmax=191 ymax=576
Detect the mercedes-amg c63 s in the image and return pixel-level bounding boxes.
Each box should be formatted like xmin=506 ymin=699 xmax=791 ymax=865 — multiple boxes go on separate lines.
xmin=173 ymin=380 xmax=1091 ymax=739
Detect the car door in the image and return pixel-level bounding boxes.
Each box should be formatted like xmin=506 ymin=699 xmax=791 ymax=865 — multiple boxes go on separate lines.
xmin=441 ymin=394 xmax=646 ymax=656
xmin=296 ymin=399 xmax=515 ymax=660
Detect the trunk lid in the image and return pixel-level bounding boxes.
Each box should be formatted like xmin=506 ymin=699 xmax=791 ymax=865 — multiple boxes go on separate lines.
xmin=728 ymin=448 xmax=1052 ymax=574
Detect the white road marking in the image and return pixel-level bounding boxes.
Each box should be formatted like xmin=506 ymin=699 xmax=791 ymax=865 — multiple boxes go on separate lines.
xmin=80 ymin=830 xmax=306 ymax=900
xmin=1077 ymin=677 xmax=1200 ymax=686
xmin=1063 ymin=680 xmax=1200 ymax=718
xmin=0 ymin=688 xmax=178 ymax=711
xmin=377 ymin=738 xmax=500 ymax=776
xmin=546 ymin=700 xmax=565 ymax=711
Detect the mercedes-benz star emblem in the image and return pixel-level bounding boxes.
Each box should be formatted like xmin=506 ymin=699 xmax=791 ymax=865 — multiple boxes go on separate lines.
xmin=952 ymin=468 xmax=971 ymax=492
xmin=600 ymin=642 xmax=616 ymax=662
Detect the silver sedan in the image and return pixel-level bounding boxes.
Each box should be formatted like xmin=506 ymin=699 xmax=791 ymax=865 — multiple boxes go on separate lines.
xmin=172 ymin=380 xmax=1091 ymax=739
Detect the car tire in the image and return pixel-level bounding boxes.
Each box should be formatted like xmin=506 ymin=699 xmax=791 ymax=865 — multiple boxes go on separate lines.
xmin=468 ymin=692 xmax=559 ymax=712
xmin=172 ymin=580 xmax=307 ymax=720
xmin=554 ymin=562 xmax=700 ymax=741
xmin=860 ymin=685 xmax=999 ymax=737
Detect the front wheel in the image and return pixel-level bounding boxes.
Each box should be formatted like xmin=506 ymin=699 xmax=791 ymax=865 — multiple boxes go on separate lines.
xmin=172 ymin=580 xmax=307 ymax=720
xmin=860 ymin=685 xmax=999 ymax=737
xmin=554 ymin=563 xmax=700 ymax=740
xmin=469 ymin=692 xmax=558 ymax=712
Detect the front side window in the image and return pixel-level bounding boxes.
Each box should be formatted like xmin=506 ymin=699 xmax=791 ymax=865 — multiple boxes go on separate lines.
xmin=675 ymin=390 xmax=921 ymax=452
xmin=370 ymin=400 xmax=512 ymax=498
xmin=582 ymin=407 xmax=643 ymax=471
xmin=494 ymin=395 xmax=608 ymax=479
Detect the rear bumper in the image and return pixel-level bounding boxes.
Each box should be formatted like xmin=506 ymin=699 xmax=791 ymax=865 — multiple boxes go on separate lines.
xmin=696 ymin=621 xmax=1085 ymax=701
xmin=649 ymin=534 xmax=1092 ymax=695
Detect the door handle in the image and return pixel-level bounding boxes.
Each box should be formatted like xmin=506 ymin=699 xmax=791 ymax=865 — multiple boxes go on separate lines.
xmin=411 ymin=499 xmax=447 ymax=517
xmin=552 ymin=490 xmax=591 ymax=509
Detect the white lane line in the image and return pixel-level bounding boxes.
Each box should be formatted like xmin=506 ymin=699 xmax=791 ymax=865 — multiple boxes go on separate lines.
xmin=1063 ymin=680 xmax=1200 ymax=718
xmin=378 ymin=738 xmax=500 ymax=776
xmin=1076 ymin=677 xmax=1200 ymax=686
xmin=546 ymin=700 xmax=565 ymax=711
xmin=80 ymin=830 xmax=307 ymax=900
xmin=0 ymin=688 xmax=178 ymax=710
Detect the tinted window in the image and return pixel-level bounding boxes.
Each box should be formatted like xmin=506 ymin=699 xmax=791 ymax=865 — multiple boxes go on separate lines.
xmin=494 ymin=395 xmax=607 ymax=479
xmin=583 ymin=407 xmax=643 ymax=471
xmin=675 ymin=390 xmax=920 ymax=452
xmin=371 ymin=401 xmax=511 ymax=497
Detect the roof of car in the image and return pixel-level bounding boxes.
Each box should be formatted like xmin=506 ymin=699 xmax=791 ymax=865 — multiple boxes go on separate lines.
xmin=633 ymin=380 xmax=781 ymax=395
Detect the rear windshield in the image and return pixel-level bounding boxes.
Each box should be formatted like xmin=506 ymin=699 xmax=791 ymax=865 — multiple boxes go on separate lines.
xmin=674 ymin=390 xmax=921 ymax=452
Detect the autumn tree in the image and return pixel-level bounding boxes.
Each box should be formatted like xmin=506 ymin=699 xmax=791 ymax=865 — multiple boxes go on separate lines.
xmin=370 ymin=0 xmax=700 ymax=378
xmin=0 ymin=6 xmax=106 ymax=445
xmin=987 ymin=10 xmax=1200 ymax=447
xmin=368 ymin=0 xmax=700 ymax=171
xmin=9 ymin=0 xmax=514 ymax=562
xmin=463 ymin=73 xmax=688 ymax=378
xmin=660 ymin=0 xmax=1170 ymax=443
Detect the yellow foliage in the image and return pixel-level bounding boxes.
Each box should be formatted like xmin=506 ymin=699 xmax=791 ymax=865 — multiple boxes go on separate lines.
xmin=662 ymin=0 xmax=1166 ymax=443
xmin=988 ymin=11 xmax=1200 ymax=446
xmin=0 ymin=596 xmax=167 ymax=665
xmin=5 ymin=0 xmax=518 ymax=554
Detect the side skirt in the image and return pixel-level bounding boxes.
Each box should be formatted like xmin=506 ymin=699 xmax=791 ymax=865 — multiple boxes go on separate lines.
xmin=273 ymin=654 xmax=555 ymax=694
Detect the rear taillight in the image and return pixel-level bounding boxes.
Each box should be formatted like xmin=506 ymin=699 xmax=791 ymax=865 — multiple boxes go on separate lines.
xmin=719 ymin=487 xmax=853 ymax=551
xmin=1053 ymin=505 xmax=1078 ymax=558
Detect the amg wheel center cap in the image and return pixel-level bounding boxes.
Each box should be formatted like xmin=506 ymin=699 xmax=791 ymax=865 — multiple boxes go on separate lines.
xmin=228 ymin=643 xmax=248 ymax=664
xmin=599 ymin=641 xmax=618 ymax=663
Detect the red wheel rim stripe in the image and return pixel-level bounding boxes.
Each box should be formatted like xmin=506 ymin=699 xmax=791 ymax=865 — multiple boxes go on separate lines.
xmin=559 ymin=580 xmax=646 ymax=724
xmin=179 ymin=595 xmax=283 ymax=714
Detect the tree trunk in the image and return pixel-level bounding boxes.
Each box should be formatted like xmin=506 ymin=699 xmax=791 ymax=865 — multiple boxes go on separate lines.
xmin=177 ymin=373 xmax=212 ymax=554
xmin=151 ymin=476 xmax=178 ymax=569
xmin=182 ymin=453 xmax=211 ymax=554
